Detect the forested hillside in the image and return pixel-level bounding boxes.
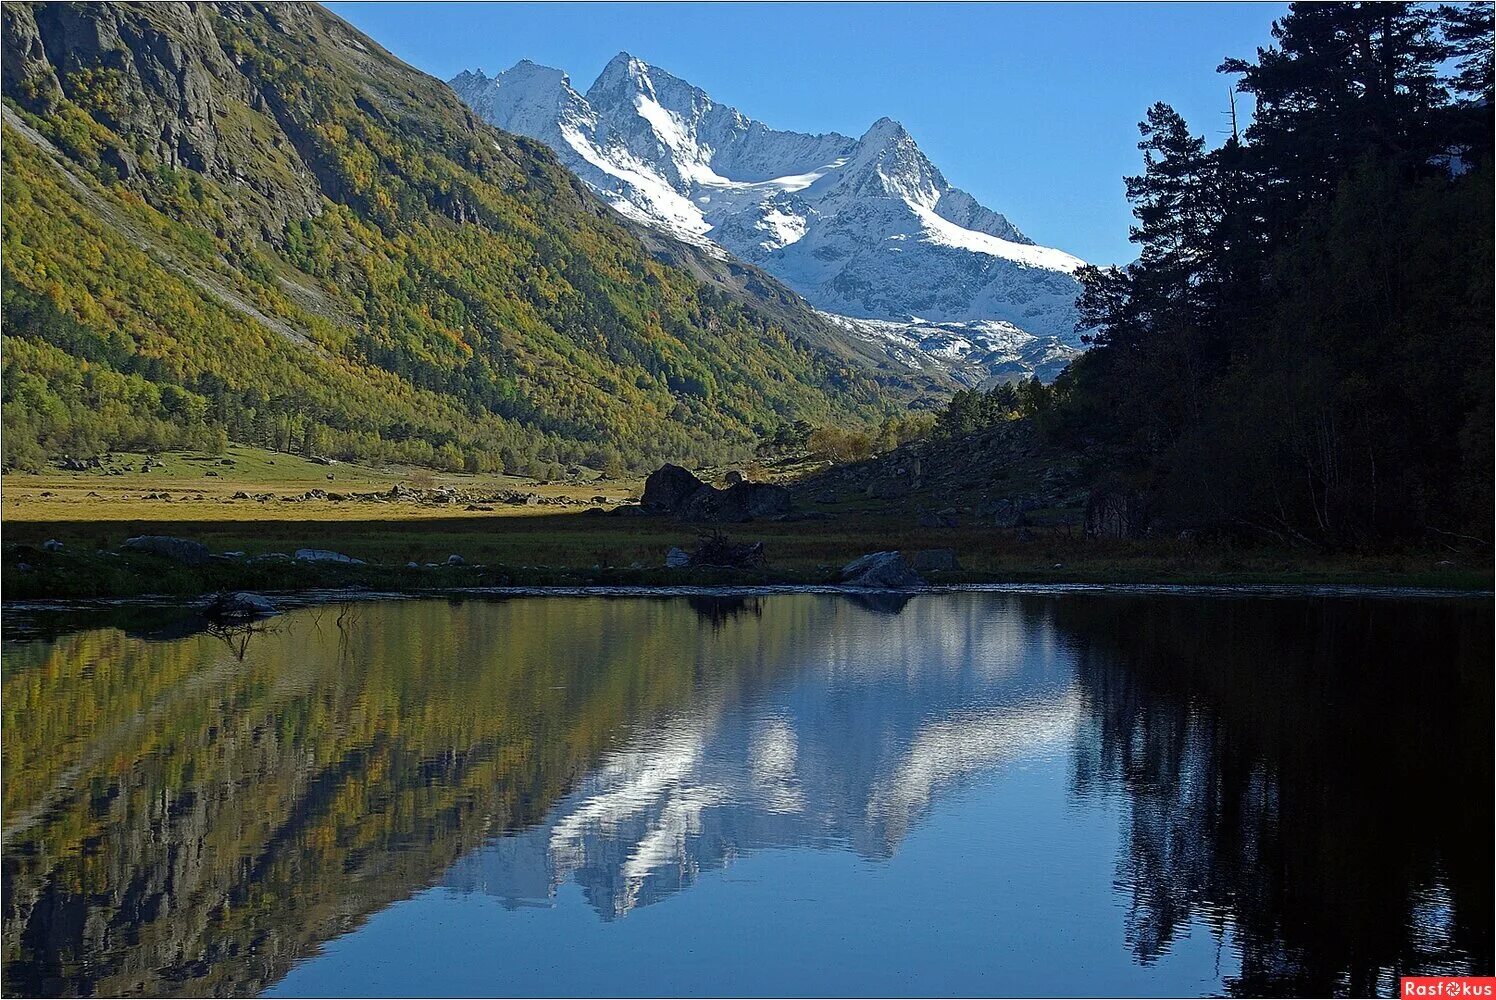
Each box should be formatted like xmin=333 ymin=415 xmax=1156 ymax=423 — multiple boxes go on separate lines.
xmin=0 ymin=2 xmax=903 ymax=475
xmin=1039 ymin=2 xmax=1493 ymax=547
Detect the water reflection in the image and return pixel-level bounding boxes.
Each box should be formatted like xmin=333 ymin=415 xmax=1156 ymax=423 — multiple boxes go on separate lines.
xmin=1 ymin=593 xmax=1489 ymax=997
xmin=1061 ymin=596 xmax=1494 ymax=996
xmin=445 ymin=600 xmax=1074 ymax=917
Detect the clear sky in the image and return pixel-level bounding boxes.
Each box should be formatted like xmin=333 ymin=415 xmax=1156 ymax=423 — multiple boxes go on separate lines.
xmin=328 ymin=2 xmax=1286 ymax=265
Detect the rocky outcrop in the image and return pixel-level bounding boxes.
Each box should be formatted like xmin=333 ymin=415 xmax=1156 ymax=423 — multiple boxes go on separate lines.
xmin=680 ymin=481 xmax=791 ymax=523
xmin=641 ymin=464 xmax=708 ymax=513
xmin=640 ymin=464 xmax=793 ymax=523
xmin=2 ymin=2 xmax=321 ymax=233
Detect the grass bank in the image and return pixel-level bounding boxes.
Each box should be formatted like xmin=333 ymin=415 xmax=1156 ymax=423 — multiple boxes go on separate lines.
xmin=4 ymin=511 xmax=1489 ymax=601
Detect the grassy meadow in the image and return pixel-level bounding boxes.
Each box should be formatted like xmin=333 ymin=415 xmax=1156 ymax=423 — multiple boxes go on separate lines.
xmin=3 ymin=446 xmax=1488 ymax=599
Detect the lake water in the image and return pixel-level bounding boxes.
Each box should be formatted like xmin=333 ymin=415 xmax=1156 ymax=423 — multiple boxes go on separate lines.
xmin=2 ymin=591 xmax=1490 ymax=997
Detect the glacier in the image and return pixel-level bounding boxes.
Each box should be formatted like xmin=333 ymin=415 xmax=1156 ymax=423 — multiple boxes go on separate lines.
xmin=451 ymin=53 xmax=1089 ymax=383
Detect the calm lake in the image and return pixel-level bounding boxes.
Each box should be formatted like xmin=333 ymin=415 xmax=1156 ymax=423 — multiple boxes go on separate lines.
xmin=2 ymin=591 xmax=1490 ymax=997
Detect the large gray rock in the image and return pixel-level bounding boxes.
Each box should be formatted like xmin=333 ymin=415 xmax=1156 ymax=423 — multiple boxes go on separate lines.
xmin=204 ymin=591 xmax=278 ymax=619
xmin=121 ymin=535 xmax=211 ymax=566
xmin=665 ymin=546 xmax=691 ymax=568
xmin=294 ymin=548 xmax=365 ymax=565
xmin=641 ymin=463 xmax=708 ymax=513
xmin=839 ymin=551 xmax=923 ymax=589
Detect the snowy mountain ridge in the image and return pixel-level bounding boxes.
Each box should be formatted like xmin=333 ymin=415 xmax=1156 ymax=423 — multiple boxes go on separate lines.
xmin=451 ymin=53 xmax=1089 ymax=381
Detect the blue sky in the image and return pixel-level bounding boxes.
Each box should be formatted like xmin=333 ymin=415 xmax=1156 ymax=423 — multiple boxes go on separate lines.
xmin=330 ymin=2 xmax=1285 ymax=265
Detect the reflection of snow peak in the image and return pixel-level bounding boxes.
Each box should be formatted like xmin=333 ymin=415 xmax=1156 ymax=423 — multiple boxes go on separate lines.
xmin=451 ymin=55 xmax=1090 ymax=380
xmin=445 ymin=599 xmax=1078 ymax=919
xmin=869 ymin=693 xmax=1083 ymax=847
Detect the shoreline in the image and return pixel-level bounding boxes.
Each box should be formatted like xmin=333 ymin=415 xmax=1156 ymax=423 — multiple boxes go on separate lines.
xmin=6 ymin=578 xmax=1492 ymax=619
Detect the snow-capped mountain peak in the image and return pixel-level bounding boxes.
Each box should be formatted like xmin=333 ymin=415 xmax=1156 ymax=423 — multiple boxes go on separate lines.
xmin=451 ymin=54 xmax=1089 ymax=382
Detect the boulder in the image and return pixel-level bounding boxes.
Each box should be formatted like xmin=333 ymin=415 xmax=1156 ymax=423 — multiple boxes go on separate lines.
xmin=446 ymin=554 xmax=465 ymax=566
xmin=121 ymin=535 xmax=211 ymax=566
xmin=908 ymin=548 xmax=960 ymax=572
xmin=839 ymin=551 xmax=923 ymax=589
xmin=723 ymin=470 xmax=745 ymax=486
xmin=204 ymin=591 xmax=278 ymax=620
xmin=665 ymin=546 xmax=692 ymax=569
xmin=641 ymin=464 xmax=708 ymax=513
xmin=42 ymin=539 xmax=63 ymax=552
xmin=294 ymin=548 xmax=365 ymax=565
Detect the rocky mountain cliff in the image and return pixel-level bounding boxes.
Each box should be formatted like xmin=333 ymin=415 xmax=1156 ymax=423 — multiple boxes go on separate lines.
xmin=1 ymin=3 xmax=927 ymax=474
xmin=452 ymin=54 xmax=1088 ymax=384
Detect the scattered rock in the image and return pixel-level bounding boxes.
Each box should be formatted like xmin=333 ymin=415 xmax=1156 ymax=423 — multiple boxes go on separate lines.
xmin=839 ymin=551 xmax=923 ymax=588
xmin=121 ymin=535 xmax=211 ymax=566
xmin=665 ymin=546 xmax=691 ymax=569
xmin=232 ymin=491 xmax=250 ymax=500
xmin=406 ymin=560 xmax=420 ymax=569
xmin=446 ymin=554 xmax=465 ymax=566
xmin=42 ymin=539 xmax=63 ymax=552
xmin=908 ymin=548 xmax=960 ymax=572
xmin=293 ymin=548 xmax=365 ymax=565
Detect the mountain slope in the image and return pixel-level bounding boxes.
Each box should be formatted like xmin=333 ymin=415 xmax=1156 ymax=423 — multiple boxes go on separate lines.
xmin=452 ymin=54 xmax=1088 ymax=382
xmin=0 ymin=2 xmax=908 ymax=474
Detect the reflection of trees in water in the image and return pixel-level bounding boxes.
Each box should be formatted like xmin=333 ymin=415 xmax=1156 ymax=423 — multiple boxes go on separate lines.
xmin=204 ymin=620 xmax=280 ymax=660
xmin=1058 ymin=596 xmax=1494 ymax=996
xmin=686 ymin=595 xmax=763 ymax=630
xmin=0 ymin=597 xmax=803 ymax=997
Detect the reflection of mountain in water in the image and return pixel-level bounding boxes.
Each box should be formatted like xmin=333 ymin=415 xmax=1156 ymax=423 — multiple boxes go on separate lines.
xmin=3 ymin=592 xmax=1489 ymax=997
xmin=447 ymin=599 xmax=1078 ymax=918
